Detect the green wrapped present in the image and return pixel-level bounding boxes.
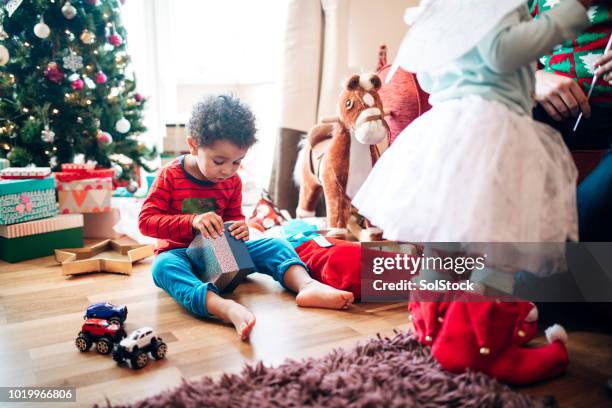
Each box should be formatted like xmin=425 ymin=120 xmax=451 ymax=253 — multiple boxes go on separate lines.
xmin=0 ymin=214 xmax=83 ymax=263
xmin=0 ymin=176 xmax=58 ymax=225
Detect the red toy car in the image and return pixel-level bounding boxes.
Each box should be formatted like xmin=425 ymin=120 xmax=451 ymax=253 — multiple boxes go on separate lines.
xmin=75 ymin=318 xmax=126 ymax=354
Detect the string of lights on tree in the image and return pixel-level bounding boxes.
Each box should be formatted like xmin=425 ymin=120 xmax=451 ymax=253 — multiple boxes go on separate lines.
xmin=0 ymin=0 xmax=156 ymax=189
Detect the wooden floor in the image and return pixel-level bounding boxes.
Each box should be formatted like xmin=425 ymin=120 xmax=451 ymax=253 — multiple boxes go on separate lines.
xmin=0 ymin=239 xmax=610 ymax=407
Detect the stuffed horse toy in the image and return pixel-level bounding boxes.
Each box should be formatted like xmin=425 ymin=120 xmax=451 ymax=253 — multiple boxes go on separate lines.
xmin=295 ymin=73 xmax=389 ymax=239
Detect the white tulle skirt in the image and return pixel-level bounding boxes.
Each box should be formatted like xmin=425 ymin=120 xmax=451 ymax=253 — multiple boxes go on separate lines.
xmin=353 ymin=96 xmax=578 ymax=244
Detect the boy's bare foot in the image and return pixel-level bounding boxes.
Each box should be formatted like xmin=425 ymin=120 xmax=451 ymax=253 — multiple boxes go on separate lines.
xmin=226 ymin=301 xmax=256 ymax=341
xmin=295 ymin=280 xmax=354 ymax=310
xmin=207 ymin=293 xmax=256 ymax=341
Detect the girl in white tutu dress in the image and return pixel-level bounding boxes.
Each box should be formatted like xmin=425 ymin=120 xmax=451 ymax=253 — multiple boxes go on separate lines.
xmin=353 ymin=0 xmax=593 ymax=245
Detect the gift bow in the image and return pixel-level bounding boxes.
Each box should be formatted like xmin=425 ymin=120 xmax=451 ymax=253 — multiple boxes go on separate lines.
xmin=16 ymin=194 xmax=33 ymax=214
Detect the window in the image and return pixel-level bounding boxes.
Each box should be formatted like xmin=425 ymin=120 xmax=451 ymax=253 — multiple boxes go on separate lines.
xmin=122 ymin=0 xmax=289 ymax=191
xmin=172 ymin=0 xmax=286 ymax=85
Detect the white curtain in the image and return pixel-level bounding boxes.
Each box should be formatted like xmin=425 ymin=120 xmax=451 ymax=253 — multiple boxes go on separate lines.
xmin=122 ymin=0 xmax=178 ymax=151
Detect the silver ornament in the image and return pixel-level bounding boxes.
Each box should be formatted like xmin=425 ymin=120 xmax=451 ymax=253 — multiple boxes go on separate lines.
xmin=112 ymin=164 xmax=123 ymax=178
xmin=63 ymin=53 xmax=84 ymax=72
xmin=62 ymin=1 xmax=77 ymax=19
xmin=126 ymin=181 xmax=138 ymax=194
xmin=41 ymin=126 xmax=55 ymax=143
xmin=115 ymin=117 xmax=131 ymax=133
xmin=34 ymin=18 xmax=50 ymax=39
xmin=84 ymin=76 xmax=96 ymax=89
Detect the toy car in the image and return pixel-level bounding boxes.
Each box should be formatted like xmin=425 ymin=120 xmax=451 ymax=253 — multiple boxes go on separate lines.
xmin=75 ymin=318 xmax=127 ymax=354
xmin=112 ymin=327 xmax=167 ymax=369
xmin=84 ymin=302 xmax=128 ymax=326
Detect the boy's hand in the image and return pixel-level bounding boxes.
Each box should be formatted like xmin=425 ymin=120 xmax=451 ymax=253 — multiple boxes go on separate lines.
xmin=192 ymin=212 xmax=224 ymax=239
xmin=228 ymin=220 xmax=249 ymax=241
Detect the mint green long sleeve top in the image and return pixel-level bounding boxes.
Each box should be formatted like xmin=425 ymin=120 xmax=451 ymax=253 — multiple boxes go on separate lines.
xmin=417 ymin=0 xmax=591 ymax=116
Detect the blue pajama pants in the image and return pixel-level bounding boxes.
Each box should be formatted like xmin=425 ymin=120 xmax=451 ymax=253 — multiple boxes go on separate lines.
xmin=151 ymin=237 xmax=308 ymax=318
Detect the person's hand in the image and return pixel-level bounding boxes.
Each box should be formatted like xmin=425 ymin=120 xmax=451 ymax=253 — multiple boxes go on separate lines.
xmin=577 ymin=0 xmax=593 ymax=9
xmin=595 ymin=49 xmax=612 ymax=84
xmin=192 ymin=212 xmax=224 ymax=239
xmin=228 ymin=220 xmax=249 ymax=241
xmin=535 ymin=69 xmax=591 ymax=121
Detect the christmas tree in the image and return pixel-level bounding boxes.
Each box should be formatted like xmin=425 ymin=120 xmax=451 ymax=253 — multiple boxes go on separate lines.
xmin=0 ymin=0 xmax=156 ymax=184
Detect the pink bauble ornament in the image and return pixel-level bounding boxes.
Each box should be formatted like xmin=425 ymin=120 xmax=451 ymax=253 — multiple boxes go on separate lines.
xmin=96 ymin=131 xmax=113 ymax=146
xmin=109 ymin=33 xmax=123 ymax=47
xmin=134 ymin=92 xmax=143 ymax=102
xmin=71 ymin=78 xmax=84 ymax=90
xmin=85 ymin=0 xmax=100 ymax=5
xmin=95 ymin=71 xmax=107 ymax=84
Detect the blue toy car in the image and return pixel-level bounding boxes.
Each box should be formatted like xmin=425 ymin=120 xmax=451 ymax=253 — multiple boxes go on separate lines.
xmin=85 ymin=302 xmax=128 ymax=326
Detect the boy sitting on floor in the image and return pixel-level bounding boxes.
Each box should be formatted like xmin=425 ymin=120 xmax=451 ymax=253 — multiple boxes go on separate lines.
xmin=139 ymin=95 xmax=354 ymax=341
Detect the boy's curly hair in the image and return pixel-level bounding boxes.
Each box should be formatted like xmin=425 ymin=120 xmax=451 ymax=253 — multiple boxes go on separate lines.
xmin=188 ymin=94 xmax=257 ymax=148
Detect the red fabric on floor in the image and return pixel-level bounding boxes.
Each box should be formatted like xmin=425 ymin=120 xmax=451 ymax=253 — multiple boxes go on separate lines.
xmin=295 ymin=238 xmax=362 ymax=299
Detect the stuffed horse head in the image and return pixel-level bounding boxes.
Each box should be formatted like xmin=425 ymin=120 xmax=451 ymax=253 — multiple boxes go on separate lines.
xmin=337 ymin=73 xmax=389 ymax=145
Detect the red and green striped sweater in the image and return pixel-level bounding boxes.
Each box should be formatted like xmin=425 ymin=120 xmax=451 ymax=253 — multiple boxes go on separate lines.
xmin=530 ymin=0 xmax=612 ymax=106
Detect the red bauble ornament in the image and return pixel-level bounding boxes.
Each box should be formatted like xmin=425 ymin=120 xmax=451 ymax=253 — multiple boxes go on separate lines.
xmin=109 ymin=34 xmax=123 ymax=47
xmin=95 ymin=71 xmax=107 ymax=84
xmin=134 ymin=93 xmax=143 ymax=102
xmin=96 ymin=131 xmax=113 ymax=146
xmin=44 ymin=62 xmax=64 ymax=84
xmin=85 ymin=0 xmax=100 ymax=5
xmin=71 ymin=78 xmax=84 ymax=90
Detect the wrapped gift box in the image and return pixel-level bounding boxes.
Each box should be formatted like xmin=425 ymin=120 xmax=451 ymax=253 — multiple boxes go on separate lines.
xmin=0 ymin=214 xmax=83 ymax=263
xmin=0 ymin=167 xmax=51 ymax=180
xmin=0 ymin=176 xmax=58 ymax=225
xmin=55 ymin=167 xmax=114 ymax=183
xmin=83 ymin=208 xmax=121 ymax=239
xmin=57 ymin=177 xmax=112 ymax=214
xmin=0 ymin=167 xmax=51 ymax=179
xmin=61 ymin=163 xmax=96 ymax=172
xmin=186 ymin=222 xmax=255 ymax=293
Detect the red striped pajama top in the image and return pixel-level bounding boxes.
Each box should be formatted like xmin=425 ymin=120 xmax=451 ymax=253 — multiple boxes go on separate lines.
xmin=138 ymin=155 xmax=244 ymax=254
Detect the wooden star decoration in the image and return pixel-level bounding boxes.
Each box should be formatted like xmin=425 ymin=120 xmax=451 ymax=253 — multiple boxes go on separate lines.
xmin=55 ymin=239 xmax=154 ymax=276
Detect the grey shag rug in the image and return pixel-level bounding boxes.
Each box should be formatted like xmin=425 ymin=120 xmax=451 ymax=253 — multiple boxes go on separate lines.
xmin=102 ymin=331 xmax=555 ymax=408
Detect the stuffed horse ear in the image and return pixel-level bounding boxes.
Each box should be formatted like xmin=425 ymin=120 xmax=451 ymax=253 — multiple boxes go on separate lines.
xmin=369 ymin=74 xmax=382 ymax=91
xmin=345 ymin=74 xmax=361 ymax=90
